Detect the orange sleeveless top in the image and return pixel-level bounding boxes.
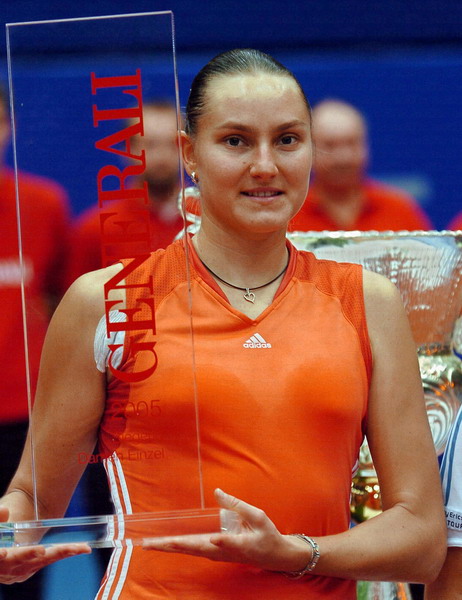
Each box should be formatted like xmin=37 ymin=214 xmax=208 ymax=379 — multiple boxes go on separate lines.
xmin=96 ymin=237 xmax=371 ymax=599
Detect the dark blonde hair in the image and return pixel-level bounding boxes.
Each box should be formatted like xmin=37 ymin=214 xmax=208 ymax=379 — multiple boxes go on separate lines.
xmin=185 ymin=48 xmax=311 ymax=136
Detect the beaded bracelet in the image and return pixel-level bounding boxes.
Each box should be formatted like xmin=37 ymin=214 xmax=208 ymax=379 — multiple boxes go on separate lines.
xmin=283 ymin=534 xmax=320 ymax=579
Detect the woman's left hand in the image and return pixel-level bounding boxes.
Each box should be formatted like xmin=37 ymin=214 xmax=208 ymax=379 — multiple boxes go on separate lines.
xmin=143 ymin=489 xmax=309 ymax=572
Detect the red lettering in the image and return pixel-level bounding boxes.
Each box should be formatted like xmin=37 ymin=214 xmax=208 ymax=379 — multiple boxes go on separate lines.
xmin=97 ymin=162 xmax=147 ymax=204
xmin=103 ymin=254 xmax=153 ymax=297
xmin=99 ymin=212 xmax=151 ymax=265
xmin=92 ymin=69 xmax=159 ymax=384
xmin=93 ymin=106 xmax=142 ymax=126
xmin=99 ymin=212 xmax=151 ymax=239
xmin=105 ymin=298 xmax=156 ymax=335
xmin=91 ymin=71 xmax=142 ymax=93
xmin=95 ymin=122 xmax=145 ymax=162
xmin=98 ymin=183 xmax=148 ymax=207
xmin=91 ymin=70 xmax=143 ymax=127
xmin=108 ymin=340 xmax=158 ymax=382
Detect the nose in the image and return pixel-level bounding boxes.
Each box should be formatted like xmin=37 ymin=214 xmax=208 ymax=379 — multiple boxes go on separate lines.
xmin=249 ymin=143 xmax=278 ymax=179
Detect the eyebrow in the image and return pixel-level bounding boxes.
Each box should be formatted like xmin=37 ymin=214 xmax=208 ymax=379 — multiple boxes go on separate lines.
xmin=216 ymin=119 xmax=308 ymax=132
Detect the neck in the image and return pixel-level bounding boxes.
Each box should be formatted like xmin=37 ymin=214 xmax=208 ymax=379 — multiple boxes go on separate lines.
xmin=314 ymin=181 xmax=364 ymax=227
xmin=192 ymin=225 xmax=289 ymax=289
xmin=148 ymin=184 xmax=177 ymax=200
xmin=144 ymin=181 xmax=180 ymax=219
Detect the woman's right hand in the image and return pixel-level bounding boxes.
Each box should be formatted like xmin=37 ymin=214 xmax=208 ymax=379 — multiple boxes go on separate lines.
xmin=0 ymin=506 xmax=91 ymax=584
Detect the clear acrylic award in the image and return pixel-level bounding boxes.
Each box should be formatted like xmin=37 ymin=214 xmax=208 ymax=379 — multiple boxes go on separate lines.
xmin=2 ymin=11 xmax=239 ymax=551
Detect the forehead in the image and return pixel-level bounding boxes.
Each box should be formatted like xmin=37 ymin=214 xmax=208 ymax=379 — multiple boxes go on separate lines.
xmin=203 ymin=73 xmax=309 ymax=122
xmin=142 ymin=107 xmax=177 ymax=134
xmin=314 ymin=106 xmax=365 ymax=140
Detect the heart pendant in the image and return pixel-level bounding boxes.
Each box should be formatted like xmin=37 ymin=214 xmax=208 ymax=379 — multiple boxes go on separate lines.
xmin=243 ymin=289 xmax=255 ymax=303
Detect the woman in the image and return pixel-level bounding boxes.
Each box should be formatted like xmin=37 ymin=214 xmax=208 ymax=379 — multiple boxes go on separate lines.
xmin=0 ymin=49 xmax=446 ymax=598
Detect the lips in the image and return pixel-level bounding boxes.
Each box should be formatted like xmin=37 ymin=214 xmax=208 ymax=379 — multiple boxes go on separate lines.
xmin=242 ymin=189 xmax=283 ymax=198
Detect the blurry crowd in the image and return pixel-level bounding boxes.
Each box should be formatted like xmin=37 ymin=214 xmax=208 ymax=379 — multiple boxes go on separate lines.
xmin=0 ymin=85 xmax=460 ymax=600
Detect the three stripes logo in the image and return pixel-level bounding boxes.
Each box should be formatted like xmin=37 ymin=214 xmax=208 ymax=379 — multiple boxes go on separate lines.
xmin=243 ymin=333 xmax=272 ymax=349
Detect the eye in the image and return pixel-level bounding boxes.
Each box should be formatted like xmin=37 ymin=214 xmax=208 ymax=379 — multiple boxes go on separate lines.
xmin=279 ymin=134 xmax=297 ymax=145
xmin=225 ymin=136 xmax=243 ymax=147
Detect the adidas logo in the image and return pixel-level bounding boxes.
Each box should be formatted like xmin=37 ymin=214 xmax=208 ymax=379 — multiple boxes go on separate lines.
xmin=243 ymin=333 xmax=272 ymax=349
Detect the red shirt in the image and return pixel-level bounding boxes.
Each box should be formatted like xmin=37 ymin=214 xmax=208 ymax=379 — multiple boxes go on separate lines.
xmin=67 ymin=196 xmax=184 ymax=285
xmin=289 ymin=179 xmax=432 ymax=232
xmin=0 ymin=167 xmax=70 ymax=422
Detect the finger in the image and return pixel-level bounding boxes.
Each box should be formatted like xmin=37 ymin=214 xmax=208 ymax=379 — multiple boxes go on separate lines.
xmin=30 ymin=546 xmax=90 ymax=571
xmin=45 ymin=543 xmax=92 ymax=561
xmin=0 ymin=545 xmax=47 ymax=562
xmin=0 ymin=506 xmax=9 ymax=522
xmin=143 ymin=533 xmax=214 ymax=553
xmin=0 ymin=544 xmax=91 ymax=585
xmin=0 ymin=543 xmax=90 ymax=569
xmin=214 ymin=489 xmax=267 ymax=527
xmin=142 ymin=533 xmax=235 ymax=562
xmin=142 ymin=533 xmax=236 ymax=556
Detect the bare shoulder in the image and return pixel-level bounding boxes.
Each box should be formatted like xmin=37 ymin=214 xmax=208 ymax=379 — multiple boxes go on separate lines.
xmin=60 ymin=263 xmax=124 ymax=322
xmin=361 ymin=269 xmax=413 ymax=360
xmin=66 ymin=263 xmax=124 ymax=302
xmin=43 ymin=263 xmax=125 ymax=353
xmin=362 ymin=269 xmax=402 ymax=307
xmin=362 ymin=269 xmax=407 ymax=325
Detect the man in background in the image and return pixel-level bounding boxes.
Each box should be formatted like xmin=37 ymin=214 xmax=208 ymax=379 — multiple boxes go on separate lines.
xmin=0 ymin=85 xmax=71 ymax=600
xmin=67 ymin=100 xmax=184 ymax=283
xmin=448 ymin=211 xmax=462 ymax=230
xmin=290 ymin=99 xmax=432 ymax=231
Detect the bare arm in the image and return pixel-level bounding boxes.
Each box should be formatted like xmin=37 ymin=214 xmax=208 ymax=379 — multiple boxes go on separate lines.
xmin=145 ymin=270 xmax=447 ymax=583
xmin=0 ymin=264 xmax=122 ymax=582
xmin=425 ymin=547 xmax=462 ymax=598
xmin=311 ymin=270 xmax=446 ymax=581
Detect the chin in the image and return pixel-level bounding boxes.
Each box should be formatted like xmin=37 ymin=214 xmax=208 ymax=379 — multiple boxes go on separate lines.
xmin=241 ymin=219 xmax=289 ymax=236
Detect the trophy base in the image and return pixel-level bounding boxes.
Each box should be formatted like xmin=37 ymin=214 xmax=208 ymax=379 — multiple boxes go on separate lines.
xmin=0 ymin=508 xmax=241 ymax=548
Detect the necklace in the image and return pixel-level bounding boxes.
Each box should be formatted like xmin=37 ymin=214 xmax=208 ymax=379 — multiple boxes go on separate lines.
xmin=199 ymin=252 xmax=290 ymax=304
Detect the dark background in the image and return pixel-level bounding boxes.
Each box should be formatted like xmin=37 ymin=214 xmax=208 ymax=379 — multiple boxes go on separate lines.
xmin=1 ymin=0 xmax=461 ymax=229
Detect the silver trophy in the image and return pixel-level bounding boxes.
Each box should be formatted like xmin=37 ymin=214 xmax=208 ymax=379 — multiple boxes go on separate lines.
xmin=289 ymin=229 xmax=462 ymax=599
xmin=288 ymin=230 xmax=462 ymax=456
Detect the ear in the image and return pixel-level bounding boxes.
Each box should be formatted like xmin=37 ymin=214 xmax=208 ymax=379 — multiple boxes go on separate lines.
xmin=180 ymin=130 xmax=196 ymax=177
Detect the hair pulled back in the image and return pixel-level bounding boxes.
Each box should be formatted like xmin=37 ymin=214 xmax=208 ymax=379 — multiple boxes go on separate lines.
xmin=185 ymin=48 xmax=311 ymax=136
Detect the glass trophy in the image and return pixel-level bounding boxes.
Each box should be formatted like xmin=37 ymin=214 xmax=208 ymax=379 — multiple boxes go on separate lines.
xmin=1 ymin=12 xmax=239 ymax=551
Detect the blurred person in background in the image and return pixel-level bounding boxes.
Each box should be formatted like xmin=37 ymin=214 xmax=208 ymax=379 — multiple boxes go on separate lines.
xmin=289 ymin=99 xmax=432 ymax=232
xmin=448 ymin=211 xmax=462 ymax=230
xmin=0 ymin=84 xmax=71 ymax=600
xmin=67 ymin=100 xmax=183 ymax=284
